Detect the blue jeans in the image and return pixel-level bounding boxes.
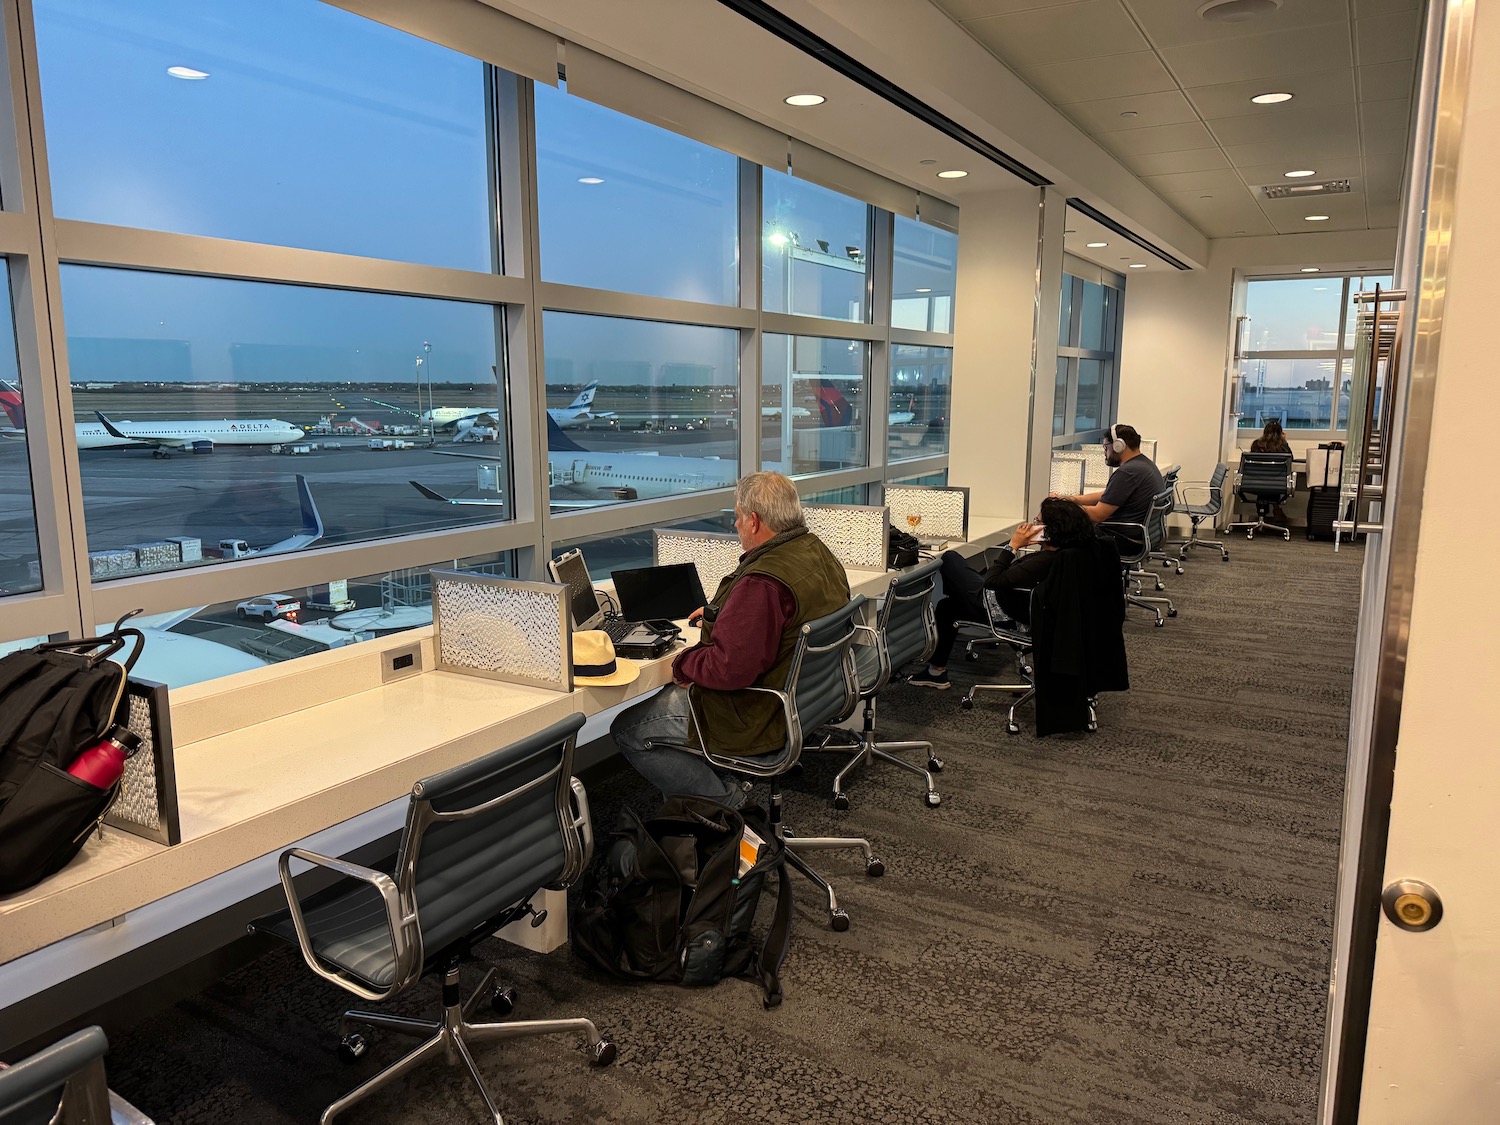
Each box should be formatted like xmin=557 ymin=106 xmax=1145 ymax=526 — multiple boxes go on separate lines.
xmin=610 ymin=685 xmax=745 ymax=806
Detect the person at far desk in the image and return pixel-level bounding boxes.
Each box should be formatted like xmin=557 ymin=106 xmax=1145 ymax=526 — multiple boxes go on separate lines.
xmin=1054 ymin=423 xmax=1163 ymax=527
xmin=1251 ymin=419 xmax=1294 ymax=525
xmin=909 ymin=497 xmax=1095 ymax=690
xmin=609 ymin=470 xmax=850 ymax=807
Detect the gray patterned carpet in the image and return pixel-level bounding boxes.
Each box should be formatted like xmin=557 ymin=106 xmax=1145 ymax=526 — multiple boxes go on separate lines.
xmin=106 ymin=536 xmax=1363 ymax=1124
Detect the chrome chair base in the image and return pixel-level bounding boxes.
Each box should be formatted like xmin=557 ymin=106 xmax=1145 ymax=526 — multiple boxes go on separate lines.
xmin=1173 ymin=523 xmax=1230 ymax=560
xmin=1228 ymin=516 xmax=1291 ymax=541
xmin=819 ymin=698 xmax=943 ymax=809
xmin=771 ymin=785 xmax=882 ymax=931
xmin=329 ymin=962 xmax=613 ymax=1125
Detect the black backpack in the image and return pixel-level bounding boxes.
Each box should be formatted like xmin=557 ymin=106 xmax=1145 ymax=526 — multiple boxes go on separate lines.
xmin=570 ymin=795 xmax=794 ymax=1008
xmin=0 ymin=614 xmax=144 ymax=894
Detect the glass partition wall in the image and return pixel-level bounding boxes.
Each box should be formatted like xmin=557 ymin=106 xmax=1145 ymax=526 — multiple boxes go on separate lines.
xmin=0 ymin=0 xmax=958 ymax=687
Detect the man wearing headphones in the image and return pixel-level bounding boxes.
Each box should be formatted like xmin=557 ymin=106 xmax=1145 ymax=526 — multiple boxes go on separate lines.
xmin=1059 ymin=423 xmax=1164 ymax=526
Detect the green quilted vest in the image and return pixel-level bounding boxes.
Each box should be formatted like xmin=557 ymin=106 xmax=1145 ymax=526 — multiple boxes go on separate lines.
xmin=695 ymin=527 xmax=851 ymax=757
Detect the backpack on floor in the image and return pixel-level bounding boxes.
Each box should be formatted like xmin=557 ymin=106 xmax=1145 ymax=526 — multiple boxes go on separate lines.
xmin=0 ymin=613 xmax=144 ymax=894
xmin=570 ymin=795 xmax=793 ymax=1008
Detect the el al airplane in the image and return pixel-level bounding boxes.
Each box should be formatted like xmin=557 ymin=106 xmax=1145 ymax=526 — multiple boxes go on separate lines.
xmin=415 ymin=382 xmax=615 ymax=435
xmin=410 ymin=414 xmax=737 ymax=507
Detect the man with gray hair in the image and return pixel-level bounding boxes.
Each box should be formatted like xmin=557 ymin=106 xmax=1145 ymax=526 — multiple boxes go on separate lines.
xmin=610 ymin=471 xmax=850 ymax=806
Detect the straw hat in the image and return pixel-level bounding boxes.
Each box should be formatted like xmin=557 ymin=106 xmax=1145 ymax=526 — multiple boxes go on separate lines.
xmin=571 ymin=630 xmax=640 ymax=687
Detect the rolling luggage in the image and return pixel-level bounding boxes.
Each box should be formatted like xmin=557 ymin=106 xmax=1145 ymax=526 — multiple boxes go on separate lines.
xmin=1306 ymin=442 xmax=1356 ymax=541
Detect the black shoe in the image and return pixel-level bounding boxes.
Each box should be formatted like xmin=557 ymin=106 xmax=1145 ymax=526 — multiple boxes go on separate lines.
xmin=907 ymin=668 xmax=951 ymax=690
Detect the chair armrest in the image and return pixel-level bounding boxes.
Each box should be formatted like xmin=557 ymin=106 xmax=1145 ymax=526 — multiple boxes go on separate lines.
xmin=1099 ymin=522 xmax=1148 ymax=561
xmin=568 ymin=776 xmax=594 ymax=875
xmin=646 ymin=684 xmax=797 ymax=779
xmin=277 ymin=848 xmax=414 ymax=1002
xmin=1175 ymin=481 xmax=1214 ymax=504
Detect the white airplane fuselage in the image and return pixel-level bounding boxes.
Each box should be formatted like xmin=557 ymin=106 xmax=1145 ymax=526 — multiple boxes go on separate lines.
xmin=75 ymin=418 xmax=304 ymax=449
xmin=549 ymin=450 xmax=736 ymax=503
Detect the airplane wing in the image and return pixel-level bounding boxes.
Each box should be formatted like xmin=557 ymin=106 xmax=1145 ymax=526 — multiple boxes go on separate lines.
xmin=428 ymin=448 xmax=502 ymax=462
xmin=94 ymin=410 xmax=189 ymax=450
xmin=408 ymin=480 xmax=505 ymax=506
xmin=361 ymin=396 xmax=421 ymax=418
xmin=254 ymin=475 xmax=325 ymax=554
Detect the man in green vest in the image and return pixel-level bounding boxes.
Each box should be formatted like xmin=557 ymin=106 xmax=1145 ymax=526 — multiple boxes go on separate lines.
xmin=610 ymin=471 xmax=850 ymax=806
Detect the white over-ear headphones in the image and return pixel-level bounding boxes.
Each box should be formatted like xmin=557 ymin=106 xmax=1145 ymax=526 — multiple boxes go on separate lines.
xmin=1107 ymin=425 xmax=1125 ymax=454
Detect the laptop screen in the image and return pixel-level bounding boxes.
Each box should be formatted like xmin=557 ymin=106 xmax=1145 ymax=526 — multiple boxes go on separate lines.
xmin=611 ymin=563 xmax=708 ymax=623
xmin=548 ymin=549 xmax=602 ymax=629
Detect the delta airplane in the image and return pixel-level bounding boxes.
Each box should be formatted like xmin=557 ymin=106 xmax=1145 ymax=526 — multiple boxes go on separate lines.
xmin=411 ymin=414 xmax=737 ymax=508
xmin=419 ymin=382 xmax=615 ymax=435
xmin=80 ymin=411 xmax=305 ymax=458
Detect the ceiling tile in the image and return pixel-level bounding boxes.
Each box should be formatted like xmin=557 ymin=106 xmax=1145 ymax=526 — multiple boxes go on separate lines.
xmin=1234 ymin=158 xmax=1366 ymax=188
xmin=1222 ymin=135 xmax=1361 ymax=168
xmin=1015 ymin=51 xmax=1178 ymax=103
xmin=1366 ymin=202 xmax=1401 ymax=228
xmin=1357 ymin=59 xmax=1417 ymax=100
xmin=1270 ymin=211 xmax=1368 ymax=235
xmin=1210 ymin=105 xmax=1359 ymax=149
xmin=1185 ymin=70 xmax=1356 ymax=121
xmin=1261 ymin=194 xmax=1368 ymax=234
xmin=1064 ymin=89 xmax=1199 ymax=134
xmin=935 ymin=0 xmax=1081 ymax=18
xmin=1140 ymin=167 xmax=1252 ymax=194
xmin=1353 ymin=0 xmax=1418 ymax=15
xmin=1158 ymin=187 xmax=1264 ymax=215
xmin=1355 ymin=10 xmax=1423 ymax=64
xmin=1360 ymin=98 xmax=1413 ymax=156
xmin=1119 ymin=147 xmax=1231 ymax=176
xmin=1123 ymin=0 xmax=1347 ymax=48
xmin=1096 ymin=120 xmax=1217 ymax=156
xmin=964 ymin=1 xmax=1148 ymax=68
xmin=1160 ymin=23 xmax=1353 ymax=88
xmin=1361 ymin=152 xmax=1406 ymax=204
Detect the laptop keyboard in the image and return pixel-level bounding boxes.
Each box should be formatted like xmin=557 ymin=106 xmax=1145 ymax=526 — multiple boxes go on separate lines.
xmin=599 ymin=617 xmax=640 ymax=642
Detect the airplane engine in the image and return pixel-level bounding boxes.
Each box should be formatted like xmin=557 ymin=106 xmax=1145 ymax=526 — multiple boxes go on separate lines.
xmin=191 ymin=440 xmax=215 ymax=454
xmin=601 ymin=486 xmax=638 ymax=501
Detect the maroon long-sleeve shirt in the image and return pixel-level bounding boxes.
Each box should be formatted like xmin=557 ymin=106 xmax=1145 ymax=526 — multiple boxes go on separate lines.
xmin=671 ymin=574 xmax=796 ymax=691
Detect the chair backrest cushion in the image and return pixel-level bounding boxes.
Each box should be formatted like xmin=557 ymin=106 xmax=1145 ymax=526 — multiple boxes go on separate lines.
xmin=401 ymin=714 xmax=581 ymax=961
xmin=789 ymin=597 xmax=864 ymax=737
xmin=879 ymin=556 xmax=941 ymax=673
xmin=1239 ymin=451 xmax=1294 ymax=495
xmin=1208 ymin=462 xmax=1228 ymax=507
xmin=1144 ymin=487 xmax=1174 ymax=548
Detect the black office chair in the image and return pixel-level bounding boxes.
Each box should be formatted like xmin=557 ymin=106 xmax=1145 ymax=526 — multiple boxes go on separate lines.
xmin=649 ymin=596 xmax=883 ymax=931
xmin=0 ymin=1025 xmax=153 ymax=1125
xmin=1148 ymin=465 xmax=1183 ymax=573
xmin=1104 ymin=487 xmax=1178 ymax=627
xmin=812 ymin=556 xmax=944 ymax=809
xmin=1230 ymin=451 xmax=1295 ymax=540
xmin=254 ymin=712 xmax=613 ymax=1125
xmin=1172 ymin=463 xmax=1231 ymax=561
xmin=954 ymin=587 xmax=1052 ymax=732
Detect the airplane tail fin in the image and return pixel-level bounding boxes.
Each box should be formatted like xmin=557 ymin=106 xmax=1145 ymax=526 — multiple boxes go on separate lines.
xmin=94 ymin=410 xmax=130 ymax=440
xmin=410 ymin=480 xmax=449 ymax=502
xmin=816 ymin=380 xmax=854 ymax=427
xmin=0 ymin=385 xmax=22 ymax=429
xmin=547 ymin=414 xmax=586 ymax=452
xmin=568 ymin=381 xmax=598 ymax=410
xmin=295 ymin=474 xmax=325 ymax=541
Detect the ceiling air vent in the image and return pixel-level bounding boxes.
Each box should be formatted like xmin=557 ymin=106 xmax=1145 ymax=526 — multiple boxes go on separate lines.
xmin=1261 ymin=179 xmax=1353 ymax=200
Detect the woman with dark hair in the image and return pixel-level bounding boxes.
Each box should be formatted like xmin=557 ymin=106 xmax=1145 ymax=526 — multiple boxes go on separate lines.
xmin=909 ymin=497 xmax=1098 ymax=690
xmin=1251 ymin=418 xmax=1292 ymax=454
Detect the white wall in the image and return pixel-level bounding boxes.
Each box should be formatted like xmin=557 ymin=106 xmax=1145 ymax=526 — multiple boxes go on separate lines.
xmin=1117 ymin=230 xmax=1398 ymax=481
xmin=948 ymin=186 xmax=1044 ymax=521
xmin=1359 ymin=3 xmax=1500 ymax=1116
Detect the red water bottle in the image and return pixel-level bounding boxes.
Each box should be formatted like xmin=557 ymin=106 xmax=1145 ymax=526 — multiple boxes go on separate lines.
xmin=66 ymin=725 xmax=141 ymax=788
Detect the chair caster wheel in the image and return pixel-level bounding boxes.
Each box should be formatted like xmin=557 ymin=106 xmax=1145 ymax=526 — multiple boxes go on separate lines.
xmin=832 ymin=793 xmax=850 ymax=811
xmin=927 ymin=756 xmax=944 ymax=773
xmin=866 ymin=858 xmax=885 ymax=877
xmin=1168 ymin=608 xmax=1178 ymax=618
xmin=1086 ymin=721 xmax=1098 ymax=733
xmin=1006 ymin=721 xmax=1020 ymax=735
xmin=491 ymin=985 xmax=517 ymax=1017
xmin=964 ymin=651 xmax=979 ymax=662
xmin=1222 ymin=554 xmax=1230 ymax=562
xmin=1174 ymin=566 xmax=1184 ymax=575
xmin=924 ymin=792 xmax=941 ymax=808
xmin=338 ymin=1033 xmax=368 ymax=1065
xmin=830 ymin=909 xmax=851 ymax=932
xmin=1154 ymin=618 xmax=1166 ymax=628
xmin=1283 ymin=531 xmax=1291 ymax=541
xmin=590 ymin=1037 xmax=617 ymax=1067
xmin=960 ymin=696 xmax=973 ymax=710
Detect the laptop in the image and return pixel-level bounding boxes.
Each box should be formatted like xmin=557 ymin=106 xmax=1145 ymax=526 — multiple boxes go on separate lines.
xmin=611 ymin=563 xmax=707 ymax=625
xmin=547 ymin=549 xmax=681 ymax=657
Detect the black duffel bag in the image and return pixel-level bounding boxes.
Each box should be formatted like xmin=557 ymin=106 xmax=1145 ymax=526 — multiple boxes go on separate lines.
xmin=0 ymin=613 xmax=144 ymax=894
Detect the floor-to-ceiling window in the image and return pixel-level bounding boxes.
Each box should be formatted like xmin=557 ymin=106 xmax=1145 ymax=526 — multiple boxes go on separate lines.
xmin=1053 ymin=263 xmax=1125 ymax=448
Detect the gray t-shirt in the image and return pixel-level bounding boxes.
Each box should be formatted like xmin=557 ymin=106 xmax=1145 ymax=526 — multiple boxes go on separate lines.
xmin=1099 ymin=454 xmax=1164 ymax=525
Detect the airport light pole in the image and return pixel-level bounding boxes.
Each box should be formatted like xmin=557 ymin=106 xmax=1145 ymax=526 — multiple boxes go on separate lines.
xmin=415 ymin=355 xmax=426 ymax=439
xmin=423 ymin=341 xmax=433 ymax=441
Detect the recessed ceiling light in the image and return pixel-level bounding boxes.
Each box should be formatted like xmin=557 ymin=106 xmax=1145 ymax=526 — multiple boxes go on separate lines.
xmin=1305 ymin=214 xmax=1330 ymax=221
xmin=919 ymin=159 xmax=937 ymax=166
xmin=1301 ymin=267 xmax=1320 ymax=272
xmin=167 ymin=66 xmax=209 ymax=80
xmin=936 ymin=169 xmax=968 ymax=179
xmin=1120 ymin=110 xmax=1139 ymax=118
xmin=1086 ymin=241 xmax=1108 ymax=248
xmin=1198 ymin=0 xmax=1282 ymax=22
xmin=1065 ymin=229 xmax=1077 ymax=234
xmin=1285 ymin=169 xmax=1316 ymax=178
xmin=1129 ymin=263 xmax=1148 ymax=268
xmin=915 ymin=288 xmax=932 ymax=293
xmin=784 ymin=93 xmax=826 ymax=107
xmin=577 ymin=176 xmax=604 ymax=185
xmin=1200 ymin=194 xmax=1214 ymax=199
xmin=1250 ymin=92 xmax=1294 ymax=105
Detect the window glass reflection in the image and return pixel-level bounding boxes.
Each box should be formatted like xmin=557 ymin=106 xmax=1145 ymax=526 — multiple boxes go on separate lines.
xmin=535 ymin=86 xmax=739 ymax=304
xmin=61 ymin=267 xmax=508 ymax=578
xmin=892 ymin=217 xmax=956 ymax=333
xmin=542 ymin=313 xmax=738 ymax=514
xmin=35 ymin=0 xmax=492 ymax=270
xmin=0 ymin=261 xmax=42 ymax=597
xmin=889 ymin=344 xmax=950 ymax=462
xmin=762 ymin=171 xmax=868 ymax=322
xmin=1244 ymin=278 xmax=1343 ymax=350
xmin=1241 ymin=357 xmax=1338 ymax=430
xmin=761 ymin=334 xmax=868 ymax=475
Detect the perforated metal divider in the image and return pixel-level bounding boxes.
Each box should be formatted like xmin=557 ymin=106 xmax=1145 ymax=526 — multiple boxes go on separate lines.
xmin=884 ymin=484 xmax=970 ymax=543
xmin=1080 ymin=446 xmax=1112 ymax=489
xmin=107 ymin=677 xmax=180 ymax=846
xmin=653 ymin=529 xmax=742 ymax=602
xmin=431 ymin=571 xmax=572 ymax=691
xmin=801 ymin=504 xmax=890 ymax=571
xmin=1049 ymin=454 xmax=1087 ymax=496
xmin=1138 ymin=438 xmax=1159 ymax=463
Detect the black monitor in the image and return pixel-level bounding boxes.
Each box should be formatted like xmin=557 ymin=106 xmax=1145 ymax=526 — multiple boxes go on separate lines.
xmin=547 ymin=549 xmax=603 ymax=629
xmin=611 ymin=563 xmax=707 ymax=623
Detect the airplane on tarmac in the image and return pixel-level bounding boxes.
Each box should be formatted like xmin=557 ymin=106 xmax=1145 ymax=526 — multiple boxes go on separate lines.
xmin=416 ymin=382 xmax=616 ymax=436
xmin=82 ymin=411 xmax=305 ymax=458
xmin=411 ymin=414 xmax=738 ymax=508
